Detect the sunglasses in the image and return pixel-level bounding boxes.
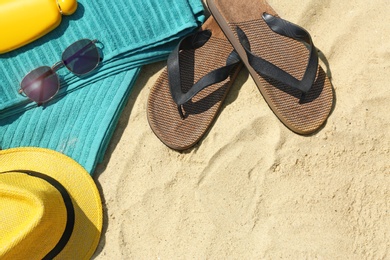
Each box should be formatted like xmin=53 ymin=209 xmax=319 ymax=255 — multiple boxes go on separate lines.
xmin=18 ymin=39 xmax=101 ymax=104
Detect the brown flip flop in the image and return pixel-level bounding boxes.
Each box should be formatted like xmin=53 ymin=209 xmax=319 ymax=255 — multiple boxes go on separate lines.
xmin=208 ymin=0 xmax=334 ymax=134
xmin=147 ymin=16 xmax=242 ymax=150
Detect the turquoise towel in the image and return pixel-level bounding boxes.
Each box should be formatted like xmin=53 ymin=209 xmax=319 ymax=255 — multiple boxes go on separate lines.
xmin=0 ymin=0 xmax=205 ymax=173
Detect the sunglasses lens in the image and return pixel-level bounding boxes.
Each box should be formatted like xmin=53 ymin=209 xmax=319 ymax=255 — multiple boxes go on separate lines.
xmin=62 ymin=39 xmax=100 ymax=75
xmin=20 ymin=66 xmax=59 ymax=103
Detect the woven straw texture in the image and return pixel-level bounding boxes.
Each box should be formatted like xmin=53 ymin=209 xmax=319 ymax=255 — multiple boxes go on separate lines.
xmin=0 ymin=147 xmax=102 ymax=260
xmin=0 ymin=172 xmax=67 ymax=259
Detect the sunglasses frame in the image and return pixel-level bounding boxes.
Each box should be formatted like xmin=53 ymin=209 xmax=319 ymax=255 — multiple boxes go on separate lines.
xmin=18 ymin=39 xmax=100 ymax=105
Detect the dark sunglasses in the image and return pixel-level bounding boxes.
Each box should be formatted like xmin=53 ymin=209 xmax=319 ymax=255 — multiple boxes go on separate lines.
xmin=18 ymin=39 xmax=101 ymax=104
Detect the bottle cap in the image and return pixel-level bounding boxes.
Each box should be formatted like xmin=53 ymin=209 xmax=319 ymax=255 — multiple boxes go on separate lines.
xmin=57 ymin=0 xmax=78 ymax=15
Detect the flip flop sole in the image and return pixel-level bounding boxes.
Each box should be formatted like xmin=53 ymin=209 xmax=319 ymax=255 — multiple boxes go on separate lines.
xmin=147 ymin=17 xmax=242 ymax=150
xmin=208 ymin=0 xmax=334 ymax=134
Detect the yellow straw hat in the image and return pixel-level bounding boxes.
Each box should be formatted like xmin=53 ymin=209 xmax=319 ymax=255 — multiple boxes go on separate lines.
xmin=0 ymin=147 xmax=102 ymax=260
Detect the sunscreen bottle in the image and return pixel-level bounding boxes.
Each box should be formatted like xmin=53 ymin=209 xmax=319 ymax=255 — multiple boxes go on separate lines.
xmin=0 ymin=0 xmax=78 ymax=54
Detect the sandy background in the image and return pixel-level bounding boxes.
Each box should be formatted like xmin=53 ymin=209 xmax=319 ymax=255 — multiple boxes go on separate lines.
xmin=92 ymin=0 xmax=390 ymax=259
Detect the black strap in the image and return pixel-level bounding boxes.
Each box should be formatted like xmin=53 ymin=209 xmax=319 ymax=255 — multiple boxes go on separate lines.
xmin=0 ymin=170 xmax=75 ymax=259
xmin=236 ymin=12 xmax=318 ymax=101
xmin=168 ymin=30 xmax=241 ymax=119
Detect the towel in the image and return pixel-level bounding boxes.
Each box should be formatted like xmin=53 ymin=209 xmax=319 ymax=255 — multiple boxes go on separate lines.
xmin=0 ymin=0 xmax=205 ymax=173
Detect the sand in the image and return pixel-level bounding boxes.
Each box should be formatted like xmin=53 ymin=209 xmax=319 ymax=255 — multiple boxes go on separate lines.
xmin=92 ymin=0 xmax=390 ymax=259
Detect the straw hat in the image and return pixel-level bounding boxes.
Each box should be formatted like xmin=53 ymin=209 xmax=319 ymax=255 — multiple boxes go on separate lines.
xmin=0 ymin=147 xmax=103 ymax=259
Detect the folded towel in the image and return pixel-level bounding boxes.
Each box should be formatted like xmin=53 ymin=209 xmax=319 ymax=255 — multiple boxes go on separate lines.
xmin=0 ymin=0 xmax=205 ymax=173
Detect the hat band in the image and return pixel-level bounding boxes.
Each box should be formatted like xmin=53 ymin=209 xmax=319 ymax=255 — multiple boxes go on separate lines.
xmin=0 ymin=170 xmax=75 ymax=259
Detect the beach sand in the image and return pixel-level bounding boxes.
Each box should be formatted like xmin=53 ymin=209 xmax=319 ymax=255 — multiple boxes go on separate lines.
xmin=93 ymin=0 xmax=390 ymax=258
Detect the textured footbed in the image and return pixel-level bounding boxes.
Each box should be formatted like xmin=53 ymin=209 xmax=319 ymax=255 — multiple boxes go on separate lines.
xmin=208 ymin=0 xmax=334 ymax=134
xmin=147 ymin=17 xmax=242 ymax=150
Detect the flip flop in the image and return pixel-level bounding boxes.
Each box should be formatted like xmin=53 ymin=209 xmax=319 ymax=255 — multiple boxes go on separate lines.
xmin=208 ymin=0 xmax=334 ymax=134
xmin=147 ymin=16 xmax=242 ymax=150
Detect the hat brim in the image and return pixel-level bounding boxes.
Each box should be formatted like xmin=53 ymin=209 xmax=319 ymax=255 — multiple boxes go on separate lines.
xmin=0 ymin=147 xmax=102 ymax=259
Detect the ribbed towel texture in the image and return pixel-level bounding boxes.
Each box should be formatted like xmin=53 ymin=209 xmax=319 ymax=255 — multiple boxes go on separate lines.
xmin=0 ymin=0 xmax=205 ymax=173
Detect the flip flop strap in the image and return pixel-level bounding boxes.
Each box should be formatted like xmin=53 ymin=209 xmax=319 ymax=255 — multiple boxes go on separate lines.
xmin=168 ymin=30 xmax=241 ymax=118
xmin=237 ymin=13 xmax=318 ymax=95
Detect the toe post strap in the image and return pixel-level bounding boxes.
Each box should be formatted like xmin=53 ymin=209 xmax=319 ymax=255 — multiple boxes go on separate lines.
xmin=236 ymin=12 xmax=319 ymax=100
xmin=168 ymin=30 xmax=241 ymax=119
